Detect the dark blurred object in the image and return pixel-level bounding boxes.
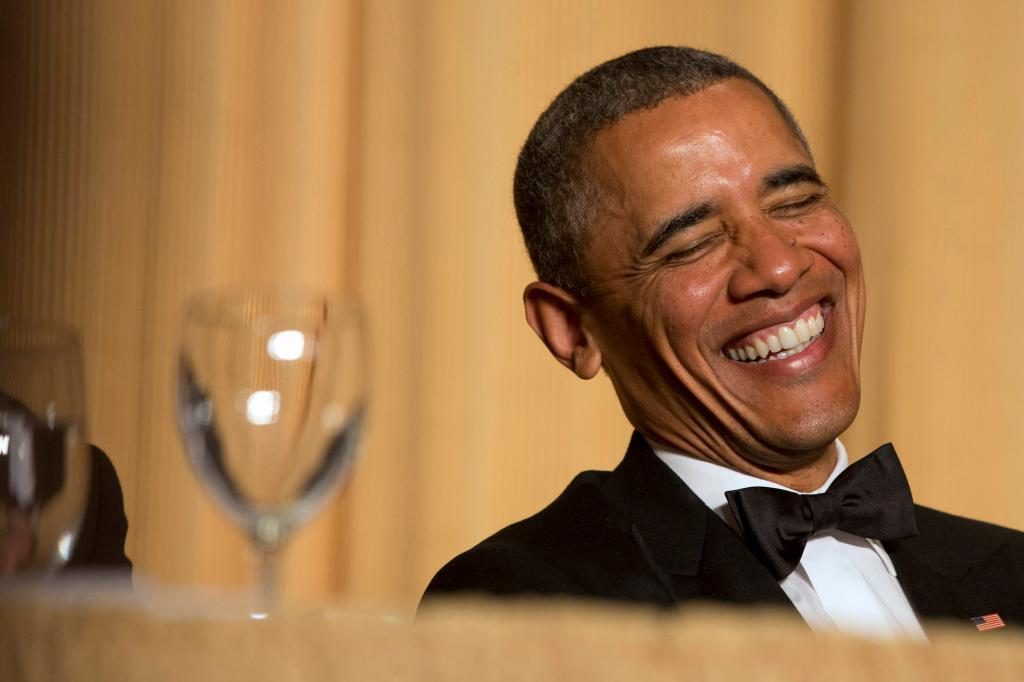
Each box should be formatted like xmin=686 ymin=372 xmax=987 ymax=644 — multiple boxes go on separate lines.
xmin=0 ymin=419 xmax=66 ymax=510
xmin=0 ymin=390 xmax=129 ymax=575
xmin=65 ymin=444 xmax=131 ymax=573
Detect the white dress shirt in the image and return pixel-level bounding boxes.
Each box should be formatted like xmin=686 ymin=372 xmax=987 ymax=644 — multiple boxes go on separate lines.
xmin=650 ymin=438 xmax=928 ymax=641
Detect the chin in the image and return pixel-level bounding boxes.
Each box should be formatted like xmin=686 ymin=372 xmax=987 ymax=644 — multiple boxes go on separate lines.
xmin=761 ymin=396 xmax=860 ymax=455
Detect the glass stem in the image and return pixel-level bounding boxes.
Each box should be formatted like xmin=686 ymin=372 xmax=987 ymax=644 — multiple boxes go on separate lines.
xmin=256 ymin=544 xmax=280 ymax=614
xmin=253 ymin=515 xmax=286 ymax=615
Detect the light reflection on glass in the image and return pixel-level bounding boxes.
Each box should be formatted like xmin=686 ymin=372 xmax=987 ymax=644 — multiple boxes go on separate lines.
xmin=266 ymin=330 xmax=305 ymax=361
xmin=57 ymin=531 xmax=74 ymax=561
xmin=245 ymin=390 xmax=280 ymax=425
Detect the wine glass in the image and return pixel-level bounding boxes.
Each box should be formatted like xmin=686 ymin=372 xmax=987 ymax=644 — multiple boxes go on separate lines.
xmin=0 ymin=318 xmax=91 ymax=577
xmin=176 ymin=289 xmax=366 ymax=614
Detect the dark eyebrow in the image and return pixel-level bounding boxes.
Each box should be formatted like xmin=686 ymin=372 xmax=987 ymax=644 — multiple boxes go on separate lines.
xmin=641 ymin=201 xmax=715 ymax=259
xmin=760 ymin=164 xmax=825 ymax=192
xmin=639 ymin=165 xmax=823 ymax=260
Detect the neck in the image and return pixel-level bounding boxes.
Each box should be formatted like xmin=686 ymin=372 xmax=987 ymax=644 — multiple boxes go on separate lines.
xmin=644 ymin=429 xmax=839 ymax=492
xmin=757 ymin=444 xmax=838 ymax=491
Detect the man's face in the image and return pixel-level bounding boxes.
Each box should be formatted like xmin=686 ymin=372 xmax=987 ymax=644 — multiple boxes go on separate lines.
xmin=579 ymin=78 xmax=864 ymax=470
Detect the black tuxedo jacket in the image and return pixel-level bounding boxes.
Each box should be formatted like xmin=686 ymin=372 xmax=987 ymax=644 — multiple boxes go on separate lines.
xmin=424 ymin=433 xmax=1024 ymax=635
xmin=65 ymin=444 xmax=132 ymax=573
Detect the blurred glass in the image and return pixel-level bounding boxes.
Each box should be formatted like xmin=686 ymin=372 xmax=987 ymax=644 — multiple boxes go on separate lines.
xmin=176 ymin=289 xmax=366 ymax=613
xmin=0 ymin=318 xmax=91 ymax=577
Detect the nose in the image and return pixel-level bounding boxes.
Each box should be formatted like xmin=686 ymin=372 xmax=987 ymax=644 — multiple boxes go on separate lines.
xmin=726 ymin=217 xmax=813 ymax=300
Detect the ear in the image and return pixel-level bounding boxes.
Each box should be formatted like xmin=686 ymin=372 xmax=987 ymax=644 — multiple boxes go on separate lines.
xmin=523 ymin=282 xmax=602 ymax=380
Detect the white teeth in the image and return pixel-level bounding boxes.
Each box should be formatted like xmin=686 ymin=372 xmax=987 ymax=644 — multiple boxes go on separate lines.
xmin=794 ymin=318 xmax=810 ymax=343
xmin=725 ymin=310 xmax=827 ymax=363
xmin=778 ymin=326 xmax=799 ymax=350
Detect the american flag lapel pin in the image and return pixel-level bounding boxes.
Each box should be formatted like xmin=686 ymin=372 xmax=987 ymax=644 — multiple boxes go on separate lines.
xmin=971 ymin=613 xmax=1006 ymax=631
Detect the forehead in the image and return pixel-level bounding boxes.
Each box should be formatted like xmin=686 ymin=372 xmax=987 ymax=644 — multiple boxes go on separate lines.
xmin=584 ymin=79 xmax=811 ymax=233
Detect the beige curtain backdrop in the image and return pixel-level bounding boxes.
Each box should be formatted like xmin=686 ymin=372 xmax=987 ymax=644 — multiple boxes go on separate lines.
xmin=2 ymin=0 xmax=1022 ymax=612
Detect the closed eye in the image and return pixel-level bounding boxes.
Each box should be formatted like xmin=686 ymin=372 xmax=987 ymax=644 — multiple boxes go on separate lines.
xmin=663 ymin=232 xmax=725 ymax=264
xmin=773 ymin=193 xmax=823 ymax=216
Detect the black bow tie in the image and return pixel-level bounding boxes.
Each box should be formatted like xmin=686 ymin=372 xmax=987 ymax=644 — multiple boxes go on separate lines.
xmin=724 ymin=443 xmax=919 ymax=580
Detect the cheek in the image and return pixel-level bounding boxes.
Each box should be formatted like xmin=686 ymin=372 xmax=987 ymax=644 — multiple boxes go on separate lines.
xmin=806 ymin=214 xmax=863 ymax=277
xmin=650 ymin=265 xmax=722 ymax=348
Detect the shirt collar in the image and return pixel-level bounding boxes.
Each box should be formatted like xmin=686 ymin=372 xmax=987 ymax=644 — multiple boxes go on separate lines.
xmin=648 ymin=437 xmax=848 ymax=531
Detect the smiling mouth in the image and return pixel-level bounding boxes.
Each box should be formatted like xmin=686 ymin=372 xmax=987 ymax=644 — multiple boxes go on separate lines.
xmin=723 ymin=303 xmax=826 ymax=363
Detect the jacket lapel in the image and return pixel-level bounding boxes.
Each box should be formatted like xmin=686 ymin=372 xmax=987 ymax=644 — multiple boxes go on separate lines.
xmin=601 ymin=432 xmax=792 ymax=610
xmin=886 ymin=506 xmax=1024 ymax=634
xmin=885 ymin=539 xmax=963 ymax=628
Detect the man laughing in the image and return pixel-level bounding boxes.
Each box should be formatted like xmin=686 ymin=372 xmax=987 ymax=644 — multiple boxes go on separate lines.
xmin=422 ymin=46 xmax=1024 ymax=639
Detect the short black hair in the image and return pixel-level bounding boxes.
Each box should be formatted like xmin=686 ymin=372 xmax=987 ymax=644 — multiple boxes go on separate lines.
xmin=513 ymin=46 xmax=809 ymax=298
